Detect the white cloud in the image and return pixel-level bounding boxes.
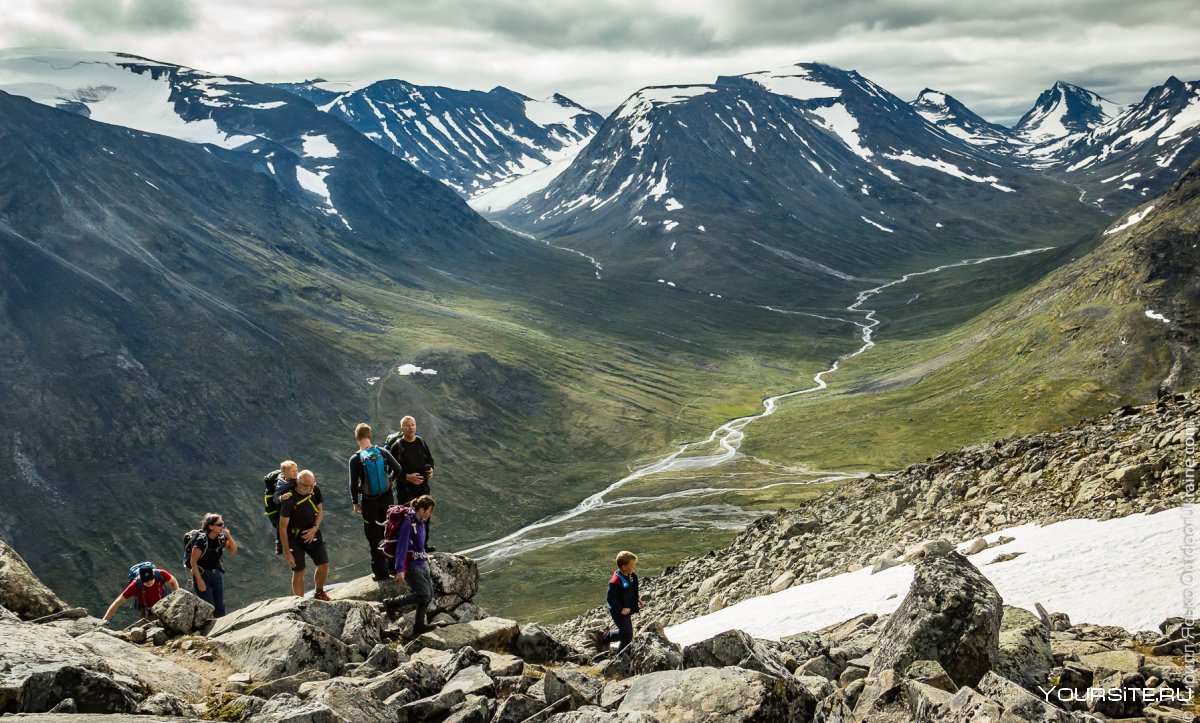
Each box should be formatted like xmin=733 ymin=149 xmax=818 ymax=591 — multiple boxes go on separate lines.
xmin=1 ymin=1 xmax=1197 ymax=124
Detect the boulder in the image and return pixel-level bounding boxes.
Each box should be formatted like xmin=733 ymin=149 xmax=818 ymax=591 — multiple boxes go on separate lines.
xmin=903 ymin=538 xmax=953 ymax=561
xmin=19 ymin=665 xmax=138 ymax=714
xmin=75 ymin=630 xmax=203 ymax=698
xmin=247 ymin=670 xmax=331 ymax=699
xmin=770 ymin=571 xmax=796 ymax=592
xmin=545 ymin=668 xmax=603 ymax=708
xmin=481 ymin=650 xmax=524 ymax=677
xmin=208 ymin=596 xmax=380 ymax=642
xmin=618 ymin=667 xmax=812 ymax=722
xmin=443 ymin=665 xmax=496 ymax=697
xmin=1087 ymin=671 xmax=1146 ymax=718
xmin=394 ymin=688 xmax=466 ymax=723
xmin=340 ymin=605 xmax=384 ymax=656
xmin=0 ymin=539 xmax=67 ymax=620
xmin=513 ymin=623 xmax=572 ymax=663
xmin=547 ymin=707 xmax=663 ymax=722
xmin=494 ymin=693 xmax=546 ymax=723
xmin=416 ymin=617 xmax=520 ymax=652
xmin=359 ymin=643 xmax=403 ymax=674
xmin=601 ymin=622 xmax=684 ymax=679
xmin=903 ymin=659 xmax=956 ymax=693
xmin=995 ymin=607 xmax=1056 ymax=692
xmin=248 ymin=693 xmax=336 ymax=723
xmin=310 ymin=679 xmax=394 ymax=723
xmin=0 ymin=618 xmax=115 ymax=714
xmin=362 ymin=660 xmax=445 ymax=702
xmin=1079 ymin=649 xmax=1144 ymax=675
xmin=975 ymin=670 xmax=1073 ymax=721
xmin=439 ymin=646 xmax=492 ymax=680
xmin=211 ymin=616 xmax=351 ymax=680
xmin=444 ymin=696 xmax=494 ymax=723
xmin=135 ymin=691 xmax=197 ymax=717
xmin=681 ymin=629 xmax=791 ymax=680
xmin=150 ymin=589 xmax=214 ymax=635
xmin=869 ymin=551 xmax=1002 ymax=689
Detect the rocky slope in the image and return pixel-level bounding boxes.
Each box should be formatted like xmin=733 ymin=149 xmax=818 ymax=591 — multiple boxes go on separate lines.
xmin=558 ymin=390 xmax=1195 ymax=636
xmin=1 ymin=391 xmax=1196 ymax=722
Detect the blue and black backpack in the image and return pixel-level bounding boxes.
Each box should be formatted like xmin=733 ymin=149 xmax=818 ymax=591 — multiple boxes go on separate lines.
xmin=359 ymin=446 xmax=388 ymax=497
xmin=127 ymin=561 xmax=165 ymax=594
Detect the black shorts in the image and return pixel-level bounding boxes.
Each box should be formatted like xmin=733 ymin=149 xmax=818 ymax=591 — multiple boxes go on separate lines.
xmin=286 ymin=533 xmax=328 ymax=571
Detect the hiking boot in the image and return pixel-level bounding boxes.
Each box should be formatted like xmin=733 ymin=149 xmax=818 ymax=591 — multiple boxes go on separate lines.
xmin=425 ymin=545 xmax=437 ymax=553
xmin=382 ymin=598 xmax=402 ymax=621
xmin=313 ymin=589 xmax=331 ymax=602
xmin=593 ymin=629 xmax=609 ymax=652
xmin=411 ymin=623 xmax=435 ymax=637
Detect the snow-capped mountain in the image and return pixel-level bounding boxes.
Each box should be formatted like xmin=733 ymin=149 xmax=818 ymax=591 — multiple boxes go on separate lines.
xmin=1013 ymin=80 xmax=1125 ymax=144
xmin=910 ymin=89 xmax=1020 ymax=152
xmin=1047 ymin=77 xmax=1200 ymax=208
xmin=0 ymin=48 xmax=495 ymax=250
xmin=274 ymin=78 xmax=603 ymax=207
xmin=496 ymin=62 xmax=1103 ymax=299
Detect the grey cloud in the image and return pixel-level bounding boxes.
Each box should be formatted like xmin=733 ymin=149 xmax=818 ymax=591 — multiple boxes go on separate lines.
xmin=286 ymin=13 xmax=347 ymax=46
xmin=65 ymin=0 xmax=196 ymax=32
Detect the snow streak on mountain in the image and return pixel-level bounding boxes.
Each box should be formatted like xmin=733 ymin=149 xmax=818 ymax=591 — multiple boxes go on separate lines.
xmin=274 ymin=79 xmax=603 ymax=207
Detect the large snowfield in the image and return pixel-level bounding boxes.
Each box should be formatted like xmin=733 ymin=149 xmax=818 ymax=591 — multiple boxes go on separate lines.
xmin=667 ymin=506 xmax=1194 ymax=646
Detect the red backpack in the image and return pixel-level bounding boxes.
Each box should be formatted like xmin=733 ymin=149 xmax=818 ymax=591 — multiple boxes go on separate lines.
xmin=379 ymin=505 xmax=414 ymax=565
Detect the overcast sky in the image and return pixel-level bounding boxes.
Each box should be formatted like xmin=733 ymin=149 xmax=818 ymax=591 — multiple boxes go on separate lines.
xmin=5 ymin=0 xmax=1199 ymax=124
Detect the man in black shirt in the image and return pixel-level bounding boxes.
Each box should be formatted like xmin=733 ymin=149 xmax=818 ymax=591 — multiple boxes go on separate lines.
xmin=348 ymin=423 xmax=403 ymax=581
xmin=280 ymin=470 xmax=329 ymax=599
xmin=388 ymin=415 xmax=437 ymax=549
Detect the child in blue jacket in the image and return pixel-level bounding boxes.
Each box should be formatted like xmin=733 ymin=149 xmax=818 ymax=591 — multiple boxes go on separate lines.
xmin=595 ymin=550 xmax=641 ymax=651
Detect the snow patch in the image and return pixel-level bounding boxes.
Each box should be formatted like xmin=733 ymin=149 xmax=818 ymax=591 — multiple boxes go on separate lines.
xmin=812 ymin=104 xmax=872 ymax=159
xmin=1145 ymin=310 xmax=1171 ymax=323
xmin=664 ymin=197 xmax=683 ymax=211
xmin=742 ymin=65 xmax=841 ymax=101
xmin=397 ymin=364 xmax=438 ymax=376
xmin=1104 ymin=205 xmax=1156 ymax=235
xmin=861 ymin=216 xmax=894 ymax=233
xmin=667 ymin=508 xmax=1190 ymax=646
xmin=301 ymin=134 xmax=339 ymax=158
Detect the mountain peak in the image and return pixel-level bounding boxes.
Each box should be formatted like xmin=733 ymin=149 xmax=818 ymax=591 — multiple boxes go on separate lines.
xmin=1015 ymin=80 xmax=1122 ymax=143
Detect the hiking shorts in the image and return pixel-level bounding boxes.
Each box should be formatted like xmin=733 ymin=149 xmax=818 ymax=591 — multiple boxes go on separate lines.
xmin=286 ymin=532 xmax=329 ymax=571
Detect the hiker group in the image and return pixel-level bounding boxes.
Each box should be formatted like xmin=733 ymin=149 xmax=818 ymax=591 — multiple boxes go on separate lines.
xmin=104 ymin=417 xmax=438 ymax=636
xmin=103 ymin=415 xmax=645 ymax=646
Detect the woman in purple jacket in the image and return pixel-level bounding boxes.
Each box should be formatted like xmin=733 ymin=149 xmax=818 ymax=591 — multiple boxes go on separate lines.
xmin=382 ymin=495 xmax=436 ymax=636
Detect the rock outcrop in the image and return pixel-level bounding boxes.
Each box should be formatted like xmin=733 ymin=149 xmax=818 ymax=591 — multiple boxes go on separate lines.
xmin=0 ymin=539 xmax=66 ymax=621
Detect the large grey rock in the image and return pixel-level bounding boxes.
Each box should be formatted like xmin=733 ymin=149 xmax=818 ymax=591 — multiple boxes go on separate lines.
xmin=617 ymin=667 xmax=811 ymax=722
xmin=1 ymin=618 xmax=109 ymax=713
xmin=601 ymin=622 xmax=684 ymax=679
xmin=869 ymin=551 xmax=1002 ymax=689
xmin=341 ymin=605 xmax=384 ymax=657
xmin=995 ymin=607 xmax=1056 ymax=692
xmin=514 ymin=623 xmax=572 ymax=663
xmin=416 ymin=616 xmax=520 ymax=652
xmin=545 ymin=668 xmax=603 ymax=708
xmin=547 ymin=707 xmax=662 ymax=722
xmin=208 ymin=596 xmax=380 ymax=641
xmin=443 ymin=665 xmax=495 ymax=697
xmin=681 ymin=628 xmax=791 ymax=680
xmin=211 ymin=616 xmax=351 ymax=680
xmin=481 ymin=650 xmax=524 ymax=677
xmin=249 ymin=694 xmax=336 ymax=723
xmin=311 ymin=679 xmax=394 ymax=723
xmin=394 ymin=688 xmax=466 ymax=723
xmin=362 ymin=660 xmax=445 ymax=702
xmin=0 ymin=539 xmax=67 ymax=621
xmin=19 ymin=665 xmax=138 ymax=714
xmin=494 ymin=693 xmax=546 ymax=723
xmin=976 ymin=670 xmax=1073 ymax=721
xmin=247 ymin=670 xmax=331 ymax=699
xmin=75 ymin=630 xmax=203 ymax=698
xmin=150 ymin=589 xmax=214 ymax=635
xmin=135 ymin=692 xmax=198 ymax=717
xmin=329 ymin=554 xmax=478 ymax=613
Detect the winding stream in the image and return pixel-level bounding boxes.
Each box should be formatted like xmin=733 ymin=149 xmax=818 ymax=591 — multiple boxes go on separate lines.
xmin=460 ymin=247 xmax=1054 ymax=559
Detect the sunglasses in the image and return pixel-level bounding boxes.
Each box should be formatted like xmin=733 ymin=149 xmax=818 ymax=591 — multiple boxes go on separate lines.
xmin=212 ymin=522 xmax=225 ymax=527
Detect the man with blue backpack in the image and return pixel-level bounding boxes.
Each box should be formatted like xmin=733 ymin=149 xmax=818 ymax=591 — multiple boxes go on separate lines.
xmin=348 ymin=423 xmax=404 ymax=581
xmin=102 ymin=562 xmax=178 ymax=623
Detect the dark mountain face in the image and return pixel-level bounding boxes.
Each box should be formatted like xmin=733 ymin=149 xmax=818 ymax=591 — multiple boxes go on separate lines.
xmin=495 ymin=63 xmax=1106 ymax=302
xmin=0 ymin=50 xmax=502 ymax=259
xmin=274 ymin=79 xmax=603 ymax=198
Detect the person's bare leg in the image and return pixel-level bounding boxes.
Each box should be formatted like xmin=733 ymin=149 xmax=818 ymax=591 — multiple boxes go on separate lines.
xmin=315 ymin=564 xmax=328 ymax=592
xmin=291 ymin=570 xmax=305 ymax=596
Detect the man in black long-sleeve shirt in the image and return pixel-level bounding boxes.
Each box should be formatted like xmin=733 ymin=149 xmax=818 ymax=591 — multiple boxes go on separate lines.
xmin=387 ymin=415 xmax=437 ymax=547
xmin=348 ymin=423 xmax=403 ymax=581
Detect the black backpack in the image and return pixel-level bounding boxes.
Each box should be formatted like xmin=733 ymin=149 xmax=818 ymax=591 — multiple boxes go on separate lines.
xmin=183 ymin=530 xmax=225 ymax=570
xmin=263 ymin=469 xmax=282 ymax=517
